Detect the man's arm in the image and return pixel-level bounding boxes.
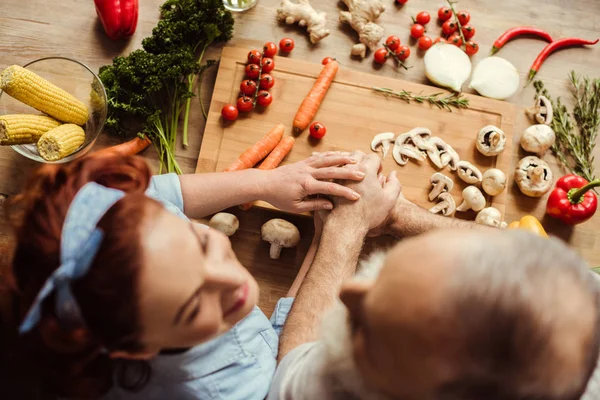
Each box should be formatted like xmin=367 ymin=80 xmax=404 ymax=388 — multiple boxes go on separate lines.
xmin=285 ymin=218 xmax=323 ymax=298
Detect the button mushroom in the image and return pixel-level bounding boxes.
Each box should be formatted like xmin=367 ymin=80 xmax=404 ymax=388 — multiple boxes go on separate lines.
xmin=456 ymin=160 xmax=483 ymax=184
xmin=475 ymin=207 xmax=507 ymax=228
xmin=482 ymin=168 xmax=507 ymax=196
xmin=476 ymin=125 xmax=506 ymax=157
xmin=428 ymin=192 xmax=456 ymax=216
xmin=456 ymin=186 xmax=486 ymax=212
xmin=526 ymin=95 xmax=553 ymax=125
xmin=261 ymin=219 xmax=301 ymax=259
xmin=393 ymin=132 xmax=427 ymax=166
xmin=371 ymin=132 xmax=395 ymax=159
xmin=520 ymin=124 xmax=556 ymax=156
xmin=209 ymin=213 xmax=240 ymax=236
xmin=514 ymin=156 xmax=554 ymax=197
xmin=426 ymin=137 xmax=460 ymax=170
xmin=429 ymin=172 xmax=454 ymax=201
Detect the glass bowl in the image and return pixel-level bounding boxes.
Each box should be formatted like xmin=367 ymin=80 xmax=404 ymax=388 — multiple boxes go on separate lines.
xmin=0 ymin=57 xmax=107 ymax=163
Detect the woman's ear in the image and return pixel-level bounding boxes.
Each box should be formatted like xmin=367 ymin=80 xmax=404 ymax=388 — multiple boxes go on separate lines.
xmin=339 ymin=280 xmax=373 ymax=320
xmin=109 ymin=350 xmax=158 ymax=360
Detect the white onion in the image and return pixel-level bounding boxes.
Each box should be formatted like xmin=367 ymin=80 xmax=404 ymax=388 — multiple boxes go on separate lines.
xmin=469 ymin=57 xmax=520 ymax=100
xmin=424 ymin=43 xmax=472 ymax=92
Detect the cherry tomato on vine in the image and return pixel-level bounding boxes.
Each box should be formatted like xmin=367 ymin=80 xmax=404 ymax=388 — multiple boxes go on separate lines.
xmin=263 ymin=42 xmax=277 ymax=58
xmin=279 ymin=38 xmax=295 ymax=53
xmin=416 ymin=11 xmax=431 ymax=25
xmin=237 ymin=96 xmax=254 ymax=112
xmin=438 ymin=7 xmax=452 ymax=21
xmin=465 ymin=41 xmax=479 ymax=56
xmin=245 ymin=64 xmax=260 ymax=79
xmin=394 ymin=0 xmax=408 ymax=5
xmin=442 ymin=20 xmax=458 ymax=36
xmin=410 ymin=24 xmax=425 ymax=39
xmin=462 ymin=25 xmax=476 ymax=40
xmin=448 ymin=33 xmax=463 ymax=47
xmin=240 ymin=80 xmax=258 ymax=96
xmin=221 ymin=104 xmax=239 ymax=121
xmin=247 ymin=50 xmax=261 ymax=65
xmin=309 ymin=122 xmax=327 ymax=139
xmin=322 ymin=57 xmax=336 ymax=65
xmin=395 ymin=45 xmax=411 ymax=61
xmin=385 ymin=35 xmax=401 ymax=51
xmin=259 ymin=74 xmax=275 ymax=90
xmin=418 ymin=36 xmax=433 ymax=50
xmin=256 ymin=91 xmax=273 ymax=107
xmin=374 ymin=48 xmax=389 ymax=64
xmin=457 ymin=11 xmax=471 ymax=25
xmin=261 ymin=58 xmax=275 ymax=73
xmin=433 ymin=37 xmax=447 ymax=44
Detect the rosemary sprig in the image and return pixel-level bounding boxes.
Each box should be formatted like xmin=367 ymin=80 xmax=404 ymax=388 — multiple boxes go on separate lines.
xmin=373 ymin=87 xmax=469 ymax=112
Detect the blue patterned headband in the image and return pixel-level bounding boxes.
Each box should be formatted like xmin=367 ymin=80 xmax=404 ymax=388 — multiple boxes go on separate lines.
xmin=19 ymin=182 xmax=125 ymax=334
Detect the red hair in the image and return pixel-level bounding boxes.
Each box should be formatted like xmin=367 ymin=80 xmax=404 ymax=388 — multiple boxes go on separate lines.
xmin=5 ymin=155 xmax=157 ymax=398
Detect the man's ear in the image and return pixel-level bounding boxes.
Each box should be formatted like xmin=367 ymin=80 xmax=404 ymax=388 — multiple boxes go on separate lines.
xmin=340 ymin=280 xmax=372 ymax=319
xmin=109 ymin=350 xmax=159 ymax=360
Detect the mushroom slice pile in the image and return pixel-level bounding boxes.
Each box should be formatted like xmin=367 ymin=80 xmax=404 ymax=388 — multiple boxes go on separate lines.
xmin=429 ymin=172 xmax=454 ymax=201
xmin=426 ymin=137 xmax=460 ymax=170
xmin=456 ymin=161 xmax=483 ymax=184
xmin=476 ymin=207 xmax=507 ymax=228
xmin=482 ymin=168 xmax=507 ymax=196
xmin=476 ymin=125 xmax=506 ymax=156
xmin=457 ymin=186 xmax=486 ymax=212
xmin=371 ymin=132 xmax=395 ymax=159
xmin=393 ymin=131 xmax=427 ymax=166
xmin=514 ymin=156 xmax=554 ymax=197
xmin=526 ymin=95 xmax=553 ymax=125
xmin=429 ymin=192 xmax=456 ymax=216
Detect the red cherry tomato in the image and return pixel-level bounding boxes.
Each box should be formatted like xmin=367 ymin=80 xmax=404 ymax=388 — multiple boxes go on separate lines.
xmin=263 ymin=42 xmax=277 ymax=58
xmin=309 ymin=122 xmax=327 ymax=139
xmin=465 ymin=41 xmax=479 ymax=56
xmin=240 ymin=80 xmax=258 ymax=96
xmin=236 ymin=96 xmax=254 ymax=113
xmin=448 ymin=33 xmax=463 ymax=47
xmin=438 ymin=7 xmax=452 ymax=21
xmin=261 ymin=58 xmax=275 ymax=73
xmin=433 ymin=37 xmax=447 ymax=44
xmin=221 ymin=104 xmax=238 ymax=121
xmin=418 ymin=36 xmax=433 ymax=50
xmin=442 ymin=20 xmax=458 ymax=36
xmin=247 ymin=50 xmax=261 ymax=65
xmin=322 ymin=57 xmax=336 ymax=65
xmin=279 ymin=38 xmax=295 ymax=53
xmin=395 ymin=45 xmax=411 ymax=61
xmin=259 ymin=74 xmax=275 ymax=90
xmin=395 ymin=0 xmax=408 ymax=4
xmin=373 ymin=48 xmax=389 ymax=64
xmin=462 ymin=25 xmax=476 ymax=40
xmin=245 ymin=64 xmax=260 ymax=79
xmin=416 ymin=11 xmax=431 ymax=25
xmin=410 ymin=24 xmax=425 ymax=39
xmin=256 ymin=91 xmax=273 ymax=107
xmin=385 ymin=35 xmax=401 ymax=51
xmin=457 ymin=11 xmax=471 ymax=25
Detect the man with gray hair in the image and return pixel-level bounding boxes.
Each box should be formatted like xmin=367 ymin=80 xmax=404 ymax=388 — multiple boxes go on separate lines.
xmin=268 ymin=151 xmax=600 ymax=400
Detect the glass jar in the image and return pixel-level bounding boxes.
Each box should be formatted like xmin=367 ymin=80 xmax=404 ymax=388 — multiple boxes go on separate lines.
xmin=223 ymin=0 xmax=258 ymax=12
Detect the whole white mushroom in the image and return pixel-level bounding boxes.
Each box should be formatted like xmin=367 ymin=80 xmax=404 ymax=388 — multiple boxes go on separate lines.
xmin=482 ymin=169 xmax=507 ymax=196
xmin=520 ymin=124 xmax=556 ymax=156
xmin=209 ymin=213 xmax=239 ymax=236
xmin=261 ymin=219 xmax=301 ymax=259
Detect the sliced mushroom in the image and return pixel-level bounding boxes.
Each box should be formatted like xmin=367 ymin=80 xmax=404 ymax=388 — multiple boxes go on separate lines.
xmin=429 ymin=172 xmax=454 ymax=201
xmin=407 ymin=127 xmax=435 ymax=152
xmin=482 ymin=169 xmax=507 ymax=196
xmin=520 ymin=124 xmax=555 ymax=156
xmin=392 ymin=132 xmax=427 ymax=166
xmin=426 ymin=137 xmax=460 ymax=170
xmin=514 ymin=156 xmax=554 ymax=197
xmin=457 ymin=186 xmax=486 ymax=212
xmin=429 ymin=192 xmax=456 ymax=216
xmin=371 ymin=132 xmax=395 ymax=159
xmin=476 ymin=207 xmax=507 ymax=228
xmin=476 ymin=125 xmax=506 ymax=157
xmin=526 ymin=95 xmax=553 ymax=125
xmin=456 ymin=160 xmax=483 ymax=184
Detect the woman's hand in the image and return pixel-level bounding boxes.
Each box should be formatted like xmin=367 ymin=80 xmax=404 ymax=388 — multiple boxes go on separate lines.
xmin=262 ymin=152 xmax=366 ymax=213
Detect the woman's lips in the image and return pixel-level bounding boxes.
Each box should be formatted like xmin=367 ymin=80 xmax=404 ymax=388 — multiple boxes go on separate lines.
xmin=224 ymin=282 xmax=249 ymax=318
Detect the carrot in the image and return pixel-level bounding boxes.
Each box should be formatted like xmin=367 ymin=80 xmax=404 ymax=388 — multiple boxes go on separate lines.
xmin=90 ymin=135 xmax=152 ymax=158
xmin=240 ymin=136 xmax=295 ymax=210
xmin=223 ymin=124 xmax=284 ymax=172
xmin=293 ymin=60 xmax=339 ymax=134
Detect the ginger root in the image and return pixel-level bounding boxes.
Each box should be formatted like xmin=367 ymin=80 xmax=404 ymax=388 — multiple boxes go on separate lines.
xmin=339 ymin=0 xmax=386 ymax=58
xmin=276 ymin=0 xmax=330 ymax=44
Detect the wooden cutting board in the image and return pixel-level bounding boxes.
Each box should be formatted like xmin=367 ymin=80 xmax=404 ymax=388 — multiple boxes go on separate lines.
xmin=196 ymin=47 xmax=518 ymax=219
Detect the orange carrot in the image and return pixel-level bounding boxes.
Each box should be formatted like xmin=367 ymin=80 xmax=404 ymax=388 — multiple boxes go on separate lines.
xmin=90 ymin=135 xmax=151 ymax=158
xmin=223 ymin=124 xmax=284 ymax=172
xmin=293 ymin=61 xmax=339 ymax=134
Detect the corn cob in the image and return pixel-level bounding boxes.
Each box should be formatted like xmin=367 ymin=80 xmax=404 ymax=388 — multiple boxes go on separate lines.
xmin=0 ymin=114 xmax=61 ymax=145
xmin=37 ymin=124 xmax=85 ymax=161
xmin=0 ymin=65 xmax=89 ymax=125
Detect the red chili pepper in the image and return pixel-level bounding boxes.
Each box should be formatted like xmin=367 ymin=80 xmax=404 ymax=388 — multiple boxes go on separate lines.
xmin=491 ymin=27 xmax=554 ymax=55
xmin=528 ymin=37 xmax=599 ymax=82
xmin=94 ymin=0 xmax=139 ymax=40
xmin=546 ymin=175 xmax=600 ymax=225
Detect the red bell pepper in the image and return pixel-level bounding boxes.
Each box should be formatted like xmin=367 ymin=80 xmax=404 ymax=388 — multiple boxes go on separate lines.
xmin=546 ymin=174 xmax=600 ymax=225
xmin=94 ymin=0 xmax=139 ymax=40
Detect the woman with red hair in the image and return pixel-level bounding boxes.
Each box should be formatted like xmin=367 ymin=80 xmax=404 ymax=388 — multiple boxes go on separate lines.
xmin=4 ymin=152 xmax=364 ymax=399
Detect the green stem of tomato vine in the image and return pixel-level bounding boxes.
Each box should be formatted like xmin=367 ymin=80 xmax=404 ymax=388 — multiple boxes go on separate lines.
xmin=382 ymin=43 xmax=410 ymax=71
xmin=446 ymin=0 xmax=467 ymax=49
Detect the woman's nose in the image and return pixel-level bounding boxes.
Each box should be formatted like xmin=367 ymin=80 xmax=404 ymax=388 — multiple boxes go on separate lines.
xmin=204 ymin=266 xmax=245 ymax=291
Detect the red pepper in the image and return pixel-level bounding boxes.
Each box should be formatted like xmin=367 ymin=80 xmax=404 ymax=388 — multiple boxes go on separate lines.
xmin=546 ymin=175 xmax=600 ymax=225
xmin=94 ymin=0 xmax=139 ymax=40
xmin=490 ymin=27 xmax=554 ymax=55
xmin=528 ymin=37 xmax=599 ymax=82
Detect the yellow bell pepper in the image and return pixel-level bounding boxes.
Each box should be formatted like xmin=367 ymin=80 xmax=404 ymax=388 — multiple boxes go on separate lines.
xmin=507 ymin=215 xmax=548 ymax=238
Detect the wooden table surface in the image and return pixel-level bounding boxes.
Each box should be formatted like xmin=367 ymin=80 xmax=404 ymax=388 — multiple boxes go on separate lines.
xmin=1 ymin=0 xmax=599 ymax=316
